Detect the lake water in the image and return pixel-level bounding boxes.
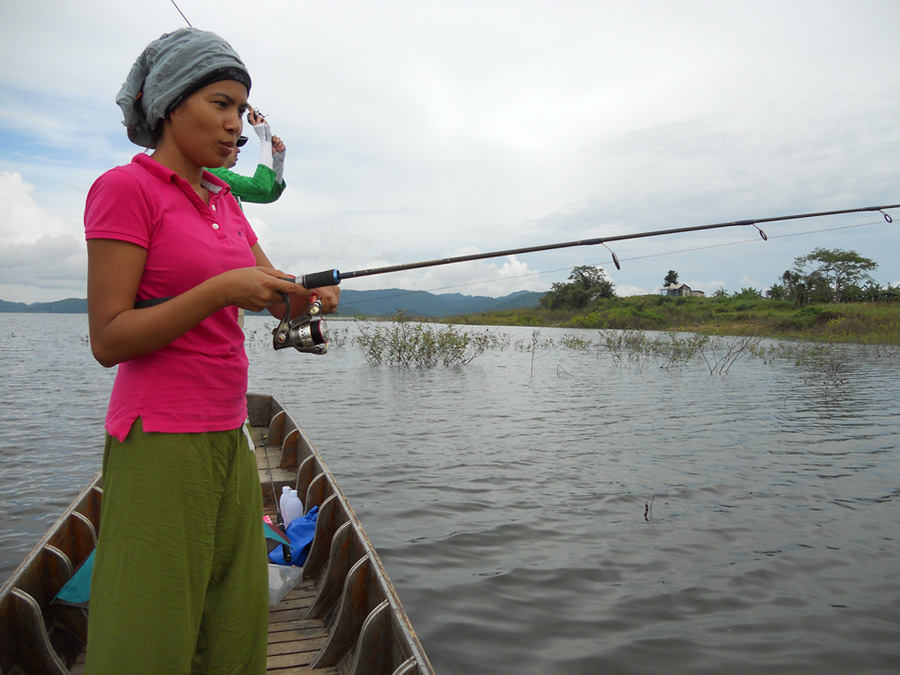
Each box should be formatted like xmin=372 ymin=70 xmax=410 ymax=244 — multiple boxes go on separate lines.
xmin=1 ymin=313 xmax=899 ymax=674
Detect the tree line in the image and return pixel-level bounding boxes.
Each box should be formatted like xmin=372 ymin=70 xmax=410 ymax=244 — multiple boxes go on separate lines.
xmin=765 ymin=247 xmax=897 ymax=304
xmin=540 ymin=248 xmax=898 ymax=311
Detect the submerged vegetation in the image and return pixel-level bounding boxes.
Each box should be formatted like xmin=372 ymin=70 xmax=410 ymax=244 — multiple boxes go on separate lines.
xmin=244 ymin=313 xmax=896 ymax=391
xmin=338 ymin=318 xmax=897 ymax=403
xmin=353 ymin=314 xmax=508 ymax=366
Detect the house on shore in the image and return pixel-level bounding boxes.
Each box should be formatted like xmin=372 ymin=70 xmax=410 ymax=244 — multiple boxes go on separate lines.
xmin=659 ymin=283 xmax=705 ymax=298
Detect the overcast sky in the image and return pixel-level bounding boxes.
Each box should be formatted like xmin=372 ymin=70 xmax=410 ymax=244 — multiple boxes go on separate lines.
xmin=2 ymin=0 xmax=899 ymax=304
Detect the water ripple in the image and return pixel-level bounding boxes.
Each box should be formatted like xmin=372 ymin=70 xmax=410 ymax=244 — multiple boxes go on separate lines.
xmin=2 ymin=316 xmax=899 ymax=674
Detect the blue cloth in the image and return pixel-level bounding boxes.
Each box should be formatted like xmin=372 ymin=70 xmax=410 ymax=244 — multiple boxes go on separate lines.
xmin=54 ymin=549 xmax=95 ymax=607
xmin=268 ymin=506 xmax=318 ymax=567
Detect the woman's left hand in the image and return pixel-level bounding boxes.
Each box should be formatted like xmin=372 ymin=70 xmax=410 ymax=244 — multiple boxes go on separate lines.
xmin=312 ymin=286 xmax=340 ymax=314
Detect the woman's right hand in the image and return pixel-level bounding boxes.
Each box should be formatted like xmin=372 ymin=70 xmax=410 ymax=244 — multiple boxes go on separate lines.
xmin=217 ymin=266 xmax=300 ymax=312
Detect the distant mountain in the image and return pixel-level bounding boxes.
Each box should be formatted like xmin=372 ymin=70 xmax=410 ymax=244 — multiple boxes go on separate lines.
xmin=332 ymin=288 xmax=543 ymax=317
xmin=0 ymin=298 xmax=87 ymax=313
xmin=0 ymin=290 xmax=543 ymax=318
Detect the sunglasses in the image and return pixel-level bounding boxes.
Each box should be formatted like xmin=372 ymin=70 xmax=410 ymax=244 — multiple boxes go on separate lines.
xmin=236 ymin=136 xmax=248 ymax=148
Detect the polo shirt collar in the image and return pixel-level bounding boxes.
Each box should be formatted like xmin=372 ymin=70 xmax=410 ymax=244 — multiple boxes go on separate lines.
xmin=130 ymin=153 xmax=232 ymax=196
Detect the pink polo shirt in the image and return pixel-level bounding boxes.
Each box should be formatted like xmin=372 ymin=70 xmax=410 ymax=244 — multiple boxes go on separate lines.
xmin=85 ymin=154 xmax=259 ymax=442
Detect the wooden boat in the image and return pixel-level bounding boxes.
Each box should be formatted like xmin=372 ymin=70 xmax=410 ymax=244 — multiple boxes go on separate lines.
xmin=0 ymin=393 xmax=436 ymax=675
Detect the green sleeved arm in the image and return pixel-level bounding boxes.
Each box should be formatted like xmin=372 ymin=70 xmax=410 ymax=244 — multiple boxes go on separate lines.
xmin=207 ymin=165 xmax=286 ymax=204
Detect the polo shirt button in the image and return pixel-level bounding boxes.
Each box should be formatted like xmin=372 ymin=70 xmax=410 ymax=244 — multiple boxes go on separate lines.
xmin=212 ymin=223 xmax=220 ymax=230
xmin=211 ymin=204 xmax=217 ymax=211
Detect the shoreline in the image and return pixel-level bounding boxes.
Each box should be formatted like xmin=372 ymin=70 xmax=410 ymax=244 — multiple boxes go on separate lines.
xmin=445 ymin=296 xmax=900 ymax=345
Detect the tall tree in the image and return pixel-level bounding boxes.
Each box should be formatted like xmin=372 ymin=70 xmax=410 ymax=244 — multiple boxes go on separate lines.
xmin=791 ymin=248 xmax=878 ymax=303
xmin=540 ymin=265 xmax=615 ymax=310
xmin=663 ymin=270 xmax=679 ymax=287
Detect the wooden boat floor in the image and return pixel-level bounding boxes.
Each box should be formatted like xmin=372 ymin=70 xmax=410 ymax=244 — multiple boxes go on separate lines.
xmin=68 ymin=578 xmax=337 ymax=674
xmin=265 ymin=579 xmax=338 ymax=675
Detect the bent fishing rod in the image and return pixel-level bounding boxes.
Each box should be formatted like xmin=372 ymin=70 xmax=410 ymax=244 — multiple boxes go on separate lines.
xmin=273 ymin=202 xmax=899 ymax=354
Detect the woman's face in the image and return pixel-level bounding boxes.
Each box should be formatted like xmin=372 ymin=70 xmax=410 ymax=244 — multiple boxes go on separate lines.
xmin=164 ymin=80 xmax=249 ymax=169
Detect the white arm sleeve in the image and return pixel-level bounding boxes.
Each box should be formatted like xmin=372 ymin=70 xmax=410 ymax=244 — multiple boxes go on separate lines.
xmin=273 ymin=147 xmax=286 ymax=183
xmin=253 ymin=123 xmax=274 ymax=170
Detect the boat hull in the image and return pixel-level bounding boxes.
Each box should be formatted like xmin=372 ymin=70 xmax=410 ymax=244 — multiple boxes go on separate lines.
xmin=0 ymin=393 xmax=435 ymax=675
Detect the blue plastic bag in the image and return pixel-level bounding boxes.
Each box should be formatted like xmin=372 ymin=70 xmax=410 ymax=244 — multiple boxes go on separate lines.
xmin=268 ymin=506 xmax=318 ymax=567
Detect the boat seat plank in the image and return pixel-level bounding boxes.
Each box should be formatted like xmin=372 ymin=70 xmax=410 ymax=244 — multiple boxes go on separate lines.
xmin=295 ymin=455 xmax=321 ymax=503
xmin=348 ymin=599 xmax=392 ymax=675
xmin=75 ymin=486 xmax=103 ymax=535
xmin=311 ymin=556 xmax=373 ymax=669
xmin=280 ymin=428 xmax=300 ymax=471
xmin=304 ymin=472 xmax=332 ymax=512
xmin=10 ymin=588 xmax=69 ymax=675
xmin=301 ymin=495 xmax=347 ymax=580
xmin=294 ymin=430 xmax=315 ymax=470
xmin=17 ymin=546 xmax=72 ymax=610
xmin=391 ymin=657 xmax=420 ymax=675
xmin=48 ymin=512 xmax=96 ymax=571
xmin=303 ymin=522 xmax=364 ymax=615
xmin=266 ymin=410 xmax=287 ymax=447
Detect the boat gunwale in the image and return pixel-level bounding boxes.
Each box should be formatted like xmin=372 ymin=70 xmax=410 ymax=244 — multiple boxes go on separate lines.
xmin=0 ymin=473 xmax=102 ymax=602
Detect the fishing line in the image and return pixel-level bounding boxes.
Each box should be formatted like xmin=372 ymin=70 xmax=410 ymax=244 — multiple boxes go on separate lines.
xmin=616 ymin=217 xmax=889 ymax=264
xmin=169 ymin=0 xmax=192 ymax=26
xmin=166 ymin=0 xmax=267 ymax=122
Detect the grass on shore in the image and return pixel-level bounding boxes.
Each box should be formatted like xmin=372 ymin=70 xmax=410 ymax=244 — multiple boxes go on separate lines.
xmin=447 ymin=295 xmax=900 ymax=344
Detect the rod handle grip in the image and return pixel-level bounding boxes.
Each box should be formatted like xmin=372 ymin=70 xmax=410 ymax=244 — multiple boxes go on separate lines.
xmin=299 ymin=269 xmax=341 ymax=289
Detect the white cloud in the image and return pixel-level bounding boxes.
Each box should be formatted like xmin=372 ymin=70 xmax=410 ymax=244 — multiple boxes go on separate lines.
xmin=0 ymin=172 xmax=86 ymax=302
xmin=0 ymin=172 xmax=69 ymax=244
xmin=2 ymin=0 xmax=900 ymax=303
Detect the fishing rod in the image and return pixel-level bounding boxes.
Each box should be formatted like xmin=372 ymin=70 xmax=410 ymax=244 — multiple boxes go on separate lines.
xmin=258 ymin=429 xmax=292 ymax=564
xmin=272 ymin=202 xmax=899 ymax=354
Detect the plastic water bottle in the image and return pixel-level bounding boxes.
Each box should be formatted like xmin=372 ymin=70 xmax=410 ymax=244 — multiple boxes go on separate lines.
xmin=279 ymin=486 xmax=304 ymax=527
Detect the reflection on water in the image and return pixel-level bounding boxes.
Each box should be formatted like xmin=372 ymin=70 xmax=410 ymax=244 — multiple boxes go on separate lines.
xmin=2 ymin=314 xmax=899 ymax=674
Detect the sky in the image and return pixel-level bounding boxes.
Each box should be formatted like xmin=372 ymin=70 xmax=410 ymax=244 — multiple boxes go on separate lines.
xmin=1 ymin=0 xmax=899 ymax=304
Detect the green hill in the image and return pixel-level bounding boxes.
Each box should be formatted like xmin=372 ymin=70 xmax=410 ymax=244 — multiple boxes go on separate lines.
xmin=0 ymin=298 xmax=87 ymax=313
xmin=0 ymin=290 xmax=542 ymax=318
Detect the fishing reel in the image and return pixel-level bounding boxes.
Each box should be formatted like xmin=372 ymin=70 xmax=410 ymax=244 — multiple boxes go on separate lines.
xmin=272 ymin=292 xmax=329 ymax=355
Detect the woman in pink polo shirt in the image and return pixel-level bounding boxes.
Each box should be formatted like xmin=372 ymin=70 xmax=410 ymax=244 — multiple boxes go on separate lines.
xmin=83 ymin=28 xmax=338 ymax=673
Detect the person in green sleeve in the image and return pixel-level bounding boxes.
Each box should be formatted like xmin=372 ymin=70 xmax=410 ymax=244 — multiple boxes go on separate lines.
xmin=207 ymin=107 xmax=287 ymax=204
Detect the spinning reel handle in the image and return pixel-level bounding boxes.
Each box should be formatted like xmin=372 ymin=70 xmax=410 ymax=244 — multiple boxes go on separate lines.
xmin=272 ymin=291 xmax=329 ymax=355
xmin=298 ymin=269 xmax=341 ymax=289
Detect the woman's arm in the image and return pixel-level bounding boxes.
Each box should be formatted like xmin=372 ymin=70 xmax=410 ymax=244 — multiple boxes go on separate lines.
xmin=87 ymin=239 xmax=300 ymax=367
xmin=206 ymin=165 xmax=281 ymax=202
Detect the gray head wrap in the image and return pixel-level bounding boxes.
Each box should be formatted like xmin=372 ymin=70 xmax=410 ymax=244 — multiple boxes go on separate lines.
xmin=116 ymin=27 xmax=252 ymax=148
